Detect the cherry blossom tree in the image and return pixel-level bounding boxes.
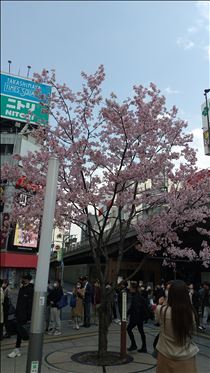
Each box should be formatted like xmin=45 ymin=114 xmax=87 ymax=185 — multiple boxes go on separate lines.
xmin=1 ymin=65 xmax=210 ymax=358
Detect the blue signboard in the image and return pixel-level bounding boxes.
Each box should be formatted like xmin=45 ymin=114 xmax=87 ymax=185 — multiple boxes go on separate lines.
xmin=0 ymin=73 xmax=51 ymax=103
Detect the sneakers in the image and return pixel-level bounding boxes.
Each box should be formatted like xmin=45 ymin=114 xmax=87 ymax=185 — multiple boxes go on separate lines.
xmin=200 ymin=326 xmax=207 ymax=332
xmin=53 ymin=331 xmax=61 ymax=336
xmin=8 ymin=348 xmax=21 ymax=358
xmin=113 ymin=318 xmax=120 ymax=324
xmin=47 ymin=330 xmax=54 ymax=335
xmin=3 ymin=333 xmax=11 ymax=339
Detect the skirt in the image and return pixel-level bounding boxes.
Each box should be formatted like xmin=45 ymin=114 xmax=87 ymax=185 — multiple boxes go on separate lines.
xmin=156 ymin=352 xmax=197 ymax=373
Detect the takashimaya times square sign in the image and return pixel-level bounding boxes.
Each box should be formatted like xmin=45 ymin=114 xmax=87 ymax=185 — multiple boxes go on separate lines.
xmin=0 ymin=72 xmax=51 ymax=126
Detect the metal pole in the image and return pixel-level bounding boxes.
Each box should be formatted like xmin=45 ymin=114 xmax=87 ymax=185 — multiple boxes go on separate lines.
xmin=120 ymin=291 xmax=127 ymax=358
xmin=8 ymin=60 xmax=11 ymax=73
xmin=26 ymin=157 xmax=59 ymax=373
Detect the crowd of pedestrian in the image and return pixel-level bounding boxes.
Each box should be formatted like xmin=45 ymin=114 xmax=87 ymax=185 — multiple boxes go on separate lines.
xmin=1 ymin=273 xmax=210 ymax=368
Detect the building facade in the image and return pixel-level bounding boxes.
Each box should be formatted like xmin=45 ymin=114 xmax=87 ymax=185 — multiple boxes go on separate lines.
xmin=0 ymin=71 xmax=51 ymax=287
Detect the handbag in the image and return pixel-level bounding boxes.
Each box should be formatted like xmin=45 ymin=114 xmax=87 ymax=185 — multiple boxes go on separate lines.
xmin=56 ymin=294 xmax=68 ymax=309
xmin=153 ymin=333 xmax=159 ymax=349
xmin=70 ymin=294 xmax=77 ymax=308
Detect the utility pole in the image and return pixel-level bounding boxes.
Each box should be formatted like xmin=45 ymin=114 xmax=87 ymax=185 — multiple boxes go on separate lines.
xmin=26 ymin=157 xmax=59 ymax=373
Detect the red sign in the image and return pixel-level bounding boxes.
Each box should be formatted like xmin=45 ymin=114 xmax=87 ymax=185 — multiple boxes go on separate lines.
xmin=15 ymin=176 xmax=42 ymax=193
xmin=0 ymin=252 xmax=38 ymax=268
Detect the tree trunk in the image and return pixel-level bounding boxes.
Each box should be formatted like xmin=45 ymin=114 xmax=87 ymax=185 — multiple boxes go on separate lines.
xmin=98 ymin=285 xmax=113 ymax=358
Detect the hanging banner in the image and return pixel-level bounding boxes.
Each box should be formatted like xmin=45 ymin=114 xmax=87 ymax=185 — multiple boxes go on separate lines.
xmin=201 ymin=98 xmax=210 ymax=155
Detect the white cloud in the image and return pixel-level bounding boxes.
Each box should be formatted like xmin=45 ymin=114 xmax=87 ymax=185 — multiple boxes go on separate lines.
xmin=196 ymin=1 xmax=210 ymax=21
xmin=176 ymin=37 xmax=195 ymax=50
xmin=187 ymin=26 xmax=197 ymax=34
xmin=206 ymin=45 xmax=210 ymax=60
xmin=192 ymin=128 xmax=210 ymax=169
xmin=164 ymin=87 xmax=179 ymax=95
xmin=176 ymin=2 xmax=209 ymax=58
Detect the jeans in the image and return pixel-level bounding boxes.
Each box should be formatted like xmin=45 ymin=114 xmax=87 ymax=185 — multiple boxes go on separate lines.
xmin=84 ymin=302 xmax=91 ymax=326
xmin=202 ymin=306 xmax=210 ymax=328
xmin=0 ymin=323 xmax=3 ymax=340
xmin=127 ymin=320 xmax=146 ymax=348
xmin=15 ymin=323 xmax=30 ymax=348
xmin=50 ymin=307 xmax=61 ymax=332
xmin=45 ymin=305 xmax=51 ymax=331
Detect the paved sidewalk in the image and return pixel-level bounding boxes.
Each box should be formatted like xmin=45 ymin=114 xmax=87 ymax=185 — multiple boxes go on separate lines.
xmin=1 ymin=321 xmax=210 ymax=373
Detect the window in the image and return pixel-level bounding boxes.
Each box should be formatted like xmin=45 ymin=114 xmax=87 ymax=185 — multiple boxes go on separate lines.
xmin=0 ymin=144 xmax=14 ymax=155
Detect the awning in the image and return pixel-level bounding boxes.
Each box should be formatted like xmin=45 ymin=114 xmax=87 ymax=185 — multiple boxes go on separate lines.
xmin=0 ymin=252 xmax=38 ymax=268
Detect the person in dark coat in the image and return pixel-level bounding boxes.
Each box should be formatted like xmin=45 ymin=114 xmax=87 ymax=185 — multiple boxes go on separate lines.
xmin=200 ymin=282 xmax=210 ymax=330
xmin=188 ymin=283 xmax=201 ymax=328
xmin=45 ymin=280 xmax=53 ymax=332
xmin=47 ymin=279 xmax=63 ymax=335
xmin=116 ymin=280 xmax=128 ymax=320
xmin=2 ymin=278 xmax=12 ymax=338
xmin=92 ymin=279 xmax=101 ymax=325
xmin=0 ymin=279 xmax=4 ymax=341
xmin=153 ymin=284 xmax=165 ymax=305
xmin=81 ymin=276 xmax=93 ymax=327
xmin=127 ymin=282 xmax=148 ymax=353
xmin=8 ymin=274 xmax=34 ymax=358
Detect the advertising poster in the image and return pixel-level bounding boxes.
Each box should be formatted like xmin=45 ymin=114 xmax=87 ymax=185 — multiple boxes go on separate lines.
xmin=14 ymin=223 xmax=38 ymax=248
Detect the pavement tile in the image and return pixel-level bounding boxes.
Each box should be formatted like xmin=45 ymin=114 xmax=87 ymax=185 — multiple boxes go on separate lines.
xmin=47 ymin=351 xmax=72 ymax=364
xmin=50 ymin=361 xmax=103 ymax=373
xmin=131 ymin=352 xmax=156 ymax=364
xmin=105 ymin=361 xmax=156 ymax=373
xmin=1 ymin=358 xmax=15 ymax=373
xmin=5 ymin=357 xmax=27 ymax=373
xmin=1 ymin=322 xmax=210 ymax=373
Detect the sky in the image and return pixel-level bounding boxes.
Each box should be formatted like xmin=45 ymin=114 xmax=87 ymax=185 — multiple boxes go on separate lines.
xmin=1 ymin=0 xmax=210 ymax=172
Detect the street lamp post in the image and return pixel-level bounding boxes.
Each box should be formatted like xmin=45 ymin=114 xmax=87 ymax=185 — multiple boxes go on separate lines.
xmin=26 ymin=157 xmax=59 ymax=373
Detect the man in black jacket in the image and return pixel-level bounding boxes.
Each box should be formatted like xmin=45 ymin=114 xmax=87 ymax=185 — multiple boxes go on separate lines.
xmin=8 ymin=274 xmax=34 ymax=358
xmin=127 ymin=282 xmax=148 ymax=353
xmin=47 ymin=279 xmax=63 ymax=335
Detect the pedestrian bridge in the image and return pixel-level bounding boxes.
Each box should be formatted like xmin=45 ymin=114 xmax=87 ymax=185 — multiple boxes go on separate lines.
xmin=50 ymin=226 xmax=137 ymax=264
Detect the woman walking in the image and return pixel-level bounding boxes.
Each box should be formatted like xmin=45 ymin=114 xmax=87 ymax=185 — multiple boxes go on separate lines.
xmin=155 ymin=280 xmax=199 ymax=373
xmin=71 ymin=281 xmax=84 ymax=330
